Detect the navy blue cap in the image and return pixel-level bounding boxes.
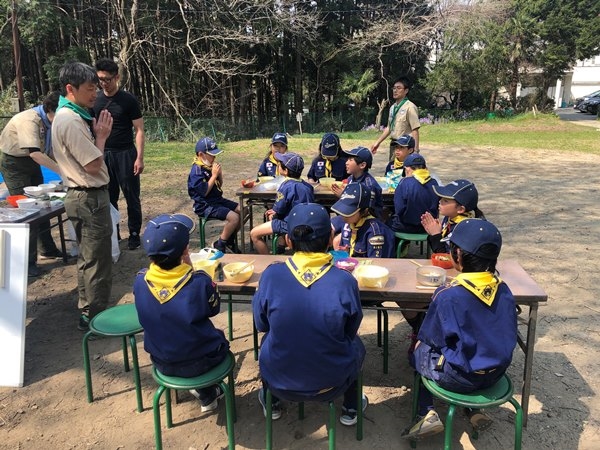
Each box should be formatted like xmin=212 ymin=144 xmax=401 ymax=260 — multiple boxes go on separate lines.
xmin=286 ymin=203 xmax=332 ymax=241
xmin=143 ymin=214 xmax=196 ymax=257
xmin=433 ymin=179 xmax=479 ymax=211
xmin=320 ymin=133 xmax=341 ymax=158
xmin=271 ymin=132 xmax=288 ymax=146
xmin=195 ymin=137 xmax=222 ymax=156
xmin=442 ymin=219 xmax=501 ymax=259
xmin=275 ymin=151 xmax=304 ymax=173
xmin=390 ymin=134 xmax=416 ymax=148
xmin=331 ymin=183 xmax=371 ymax=217
xmin=403 ymin=153 xmax=426 ymax=167
xmin=344 ymin=146 xmax=373 ymax=168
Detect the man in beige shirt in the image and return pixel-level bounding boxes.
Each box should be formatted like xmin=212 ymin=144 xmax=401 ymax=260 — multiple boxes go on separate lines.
xmin=52 ymin=61 xmax=113 ymax=331
xmin=371 ymin=77 xmax=421 ymax=159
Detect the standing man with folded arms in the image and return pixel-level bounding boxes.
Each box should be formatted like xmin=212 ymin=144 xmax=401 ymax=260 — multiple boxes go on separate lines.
xmin=52 ymin=61 xmax=113 ymax=332
xmin=93 ymin=58 xmax=145 ymax=250
xmin=370 ymin=77 xmax=421 ymax=158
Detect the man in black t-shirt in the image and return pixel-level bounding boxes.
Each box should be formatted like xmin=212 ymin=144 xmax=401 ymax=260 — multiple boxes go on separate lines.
xmin=93 ymin=58 xmax=145 ymax=250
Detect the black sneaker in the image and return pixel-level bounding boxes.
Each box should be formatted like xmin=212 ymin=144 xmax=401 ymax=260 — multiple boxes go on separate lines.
xmin=40 ymin=248 xmax=64 ymax=259
xmin=226 ymin=242 xmax=242 ymax=254
xmin=78 ymin=314 xmax=90 ymax=331
xmin=189 ymin=386 xmax=225 ymax=413
xmin=128 ymin=233 xmax=141 ymax=250
xmin=213 ymin=239 xmax=228 ymax=253
xmin=28 ymin=263 xmax=41 ymax=278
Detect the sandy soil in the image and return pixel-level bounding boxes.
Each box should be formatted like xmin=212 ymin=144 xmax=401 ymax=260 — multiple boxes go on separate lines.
xmin=2 ymin=141 xmax=600 ymax=450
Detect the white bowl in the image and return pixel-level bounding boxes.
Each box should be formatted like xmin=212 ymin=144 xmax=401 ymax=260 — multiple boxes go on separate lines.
xmin=16 ymin=198 xmax=42 ymax=210
xmin=354 ymin=264 xmax=389 ymax=288
xmin=23 ymin=186 xmax=45 ymax=197
xmin=416 ymin=265 xmax=447 ymax=286
xmin=223 ymin=262 xmax=255 ymax=283
xmin=38 ymin=183 xmax=57 ymax=194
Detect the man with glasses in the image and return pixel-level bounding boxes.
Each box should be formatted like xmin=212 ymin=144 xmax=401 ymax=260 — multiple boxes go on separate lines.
xmin=370 ymin=77 xmax=421 ymax=159
xmin=93 ymin=58 xmax=145 ymax=250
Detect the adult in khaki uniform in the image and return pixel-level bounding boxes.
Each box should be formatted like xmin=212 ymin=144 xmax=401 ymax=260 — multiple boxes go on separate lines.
xmin=52 ymin=62 xmax=113 ymax=331
xmin=370 ymin=77 xmax=421 ymax=159
xmin=0 ymin=92 xmax=63 ymax=277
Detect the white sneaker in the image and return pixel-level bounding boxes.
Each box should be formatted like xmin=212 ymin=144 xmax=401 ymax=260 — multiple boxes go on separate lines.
xmin=258 ymin=388 xmax=282 ymax=420
xmin=401 ymin=410 xmax=444 ymax=440
xmin=189 ymin=386 xmax=224 ymax=413
xmin=339 ymin=395 xmax=369 ymax=426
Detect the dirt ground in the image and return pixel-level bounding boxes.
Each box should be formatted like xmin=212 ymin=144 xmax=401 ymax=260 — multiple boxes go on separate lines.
xmin=2 ymin=139 xmax=600 ymax=450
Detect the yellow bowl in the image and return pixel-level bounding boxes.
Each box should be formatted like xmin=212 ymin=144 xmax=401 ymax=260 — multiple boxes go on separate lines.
xmin=223 ymin=262 xmax=255 ymax=283
xmin=354 ymin=264 xmax=389 ymax=288
xmin=319 ymin=177 xmax=336 ymax=188
xmin=189 ymin=255 xmax=220 ymax=279
xmin=258 ymin=176 xmax=275 ymax=183
xmin=416 ymin=265 xmax=447 ymax=286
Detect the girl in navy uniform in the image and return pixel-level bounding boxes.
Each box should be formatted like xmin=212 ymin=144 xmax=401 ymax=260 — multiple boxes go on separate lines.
xmin=307 ymin=132 xmax=349 ymax=183
xmin=402 ymin=219 xmax=517 ymax=440
xmin=257 ymin=132 xmax=288 ymax=178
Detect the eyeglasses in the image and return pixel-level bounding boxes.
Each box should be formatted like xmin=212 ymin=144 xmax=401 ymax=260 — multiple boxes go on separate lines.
xmin=392 ymin=86 xmax=406 ymax=91
xmin=98 ymin=76 xmax=115 ymax=84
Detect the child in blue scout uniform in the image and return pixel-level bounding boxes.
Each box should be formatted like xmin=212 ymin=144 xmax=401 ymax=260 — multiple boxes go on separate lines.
xmin=134 ymin=214 xmax=230 ymax=413
xmin=257 ymin=132 xmax=288 ymax=178
xmin=331 ymin=183 xmax=395 ymax=258
xmin=253 ymin=203 xmax=367 ymax=424
xmin=421 ymin=179 xmax=486 ymax=254
xmin=383 ymin=134 xmax=415 ymax=190
xmin=389 ymin=153 xmax=439 ymax=234
xmin=249 ymin=152 xmax=314 ymax=254
xmin=402 ymin=219 xmax=518 ymax=440
xmin=307 ymin=132 xmax=349 ymax=183
xmin=187 ymin=137 xmax=241 ymax=253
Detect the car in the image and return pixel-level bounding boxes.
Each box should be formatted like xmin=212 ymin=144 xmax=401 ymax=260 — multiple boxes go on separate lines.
xmin=584 ymin=96 xmax=600 ymax=115
xmin=574 ymin=90 xmax=600 ymax=111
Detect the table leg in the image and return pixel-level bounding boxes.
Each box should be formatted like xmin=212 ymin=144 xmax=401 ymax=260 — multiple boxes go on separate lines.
xmin=521 ymin=303 xmax=538 ymax=428
xmin=238 ymin=193 xmax=246 ymax=254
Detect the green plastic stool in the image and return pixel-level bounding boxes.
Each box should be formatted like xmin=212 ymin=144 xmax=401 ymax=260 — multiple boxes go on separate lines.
xmin=265 ymin=371 xmax=363 ymax=450
xmin=410 ymin=374 xmax=523 ymax=450
xmin=198 ymin=217 xmax=239 ymax=249
xmin=82 ymin=303 xmax=144 ymax=412
xmin=152 ymin=351 xmax=237 ymax=450
xmin=394 ymin=232 xmax=429 ymax=258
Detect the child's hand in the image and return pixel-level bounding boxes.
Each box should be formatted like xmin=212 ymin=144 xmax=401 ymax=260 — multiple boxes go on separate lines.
xmin=331 ymin=183 xmax=344 ymax=196
xmin=212 ymin=162 xmax=222 ymax=178
xmin=421 ymin=212 xmax=442 ymax=235
xmin=265 ymin=209 xmax=276 ymax=221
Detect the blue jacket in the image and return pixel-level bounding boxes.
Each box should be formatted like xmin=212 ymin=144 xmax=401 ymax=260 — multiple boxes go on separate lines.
xmin=339 ymin=217 xmax=396 ymax=258
xmin=257 ymin=157 xmax=278 ymax=177
xmin=188 ymin=163 xmax=227 ymax=216
xmin=272 ymin=178 xmax=315 ymax=219
xmin=391 ymin=176 xmax=438 ymax=232
xmin=347 ymin=172 xmax=383 ymax=218
xmin=307 ymin=155 xmax=349 ymax=181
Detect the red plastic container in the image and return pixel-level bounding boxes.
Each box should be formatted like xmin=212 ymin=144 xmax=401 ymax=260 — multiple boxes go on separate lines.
xmin=7 ymin=195 xmax=27 ymax=207
xmin=431 ymin=253 xmax=453 ymax=269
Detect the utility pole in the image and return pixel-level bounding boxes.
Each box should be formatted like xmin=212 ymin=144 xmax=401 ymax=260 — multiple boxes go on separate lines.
xmin=12 ymin=0 xmax=25 ymax=112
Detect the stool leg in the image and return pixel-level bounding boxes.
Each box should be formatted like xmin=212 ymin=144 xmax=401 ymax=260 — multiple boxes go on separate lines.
xmin=444 ymin=404 xmax=456 ymax=450
xmin=382 ymin=310 xmax=389 ymax=374
xmin=153 ymin=386 xmax=166 ymax=450
xmin=253 ymin=321 xmax=259 ymax=361
xmin=298 ymin=402 xmax=305 ymax=419
xmin=199 ymin=218 xmax=207 ymax=248
xmin=509 ymin=397 xmax=523 ymax=450
xmin=219 ymin=381 xmax=236 ymax=450
xmin=228 ymin=371 xmax=237 ymax=421
xmin=165 ymin=388 xmax=173 ymax=428
xmin=266 ymin=389 xmax=273 ymax=450
xmin=121 ymin=336 xmax=130 ymax=372
xmin=357 ymin=371 xmax=363 ymax=441
xmin=377 ymin=310 xmax=382 ymax=347
xmin=227 ymin=295 xmax=234 ymax=341
xmin=82 ymin=331 xmax=94 ymax=403
xmin=128 ymin=335 xmax=143 ymax=412
xmin=328 ymin=401 xmax=336 ymax=450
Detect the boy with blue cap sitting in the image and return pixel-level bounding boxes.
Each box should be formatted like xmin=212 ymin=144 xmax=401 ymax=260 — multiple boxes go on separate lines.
xmin=134 ymin=213 xmax=230 ymax=413
xmin=402 ymin=219 xmax=517 ymax=440
xmin=307 ymin=132 xmax=349 ymax=183
xmin=188 ymin=137 xmax=241 ymax=253
xmin=253 ymin=203 xmax=367 ymax=424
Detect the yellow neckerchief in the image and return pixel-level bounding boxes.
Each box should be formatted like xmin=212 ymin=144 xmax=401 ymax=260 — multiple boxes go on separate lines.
xmin=144 ymin=262 xmax=194 ymax=304
xmin=322 ymin=155 xmax=337 ymax=177
xmin=194 ymin=156 xmax=222 ymax=192
xmin=393 ymin=158 xmax=404 ymax=170
xmin=285 ymin=251 xmax=333 ymax=287
xmin=412 ymin=168 xmax=431 ymax=185
xmin=269 ymin=153 xmax=280 ymax=176
xmin=441 ymin=212 xmax=475 ymax=238
xmin=451 ymin=272 xmax=502 ymax=306
xmin=349 ymin=215 xmax=374 ymax=256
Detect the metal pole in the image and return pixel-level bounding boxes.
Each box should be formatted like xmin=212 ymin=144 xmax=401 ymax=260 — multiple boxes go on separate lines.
xmin=11 ymin=0 xmax=25 ymax=111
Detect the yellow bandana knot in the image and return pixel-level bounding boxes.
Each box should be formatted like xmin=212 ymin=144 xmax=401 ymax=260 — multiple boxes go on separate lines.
xmin=285 ymin=252 xmax=333 ymax=287
xmin=412 ymin=168 xmax=431 ymax=185
xmin=144 ymin=262 xmax=194 ymax=304
xmin=451 ymin=272 xmax=502 ymax=306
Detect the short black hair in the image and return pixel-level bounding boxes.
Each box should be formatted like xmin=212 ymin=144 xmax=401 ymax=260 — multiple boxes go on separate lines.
xmin=279 ymin=162 xmax=302 ymax=179
xmin=348 ymin=156 xmax=370 ymax=170
xmin=58 ymin=62 xmax=98 ymax=95
xmin=149 ymin=253 xmax=183 ymax=270
xmin=394 ymin=77 xmax=412 ymax=90
xmin=289 ymin=225 xmax=330 ymax=252
xmin=450 ymin=242 xmax=498 ymax=273
xmin=406 ymin=163 xmax=426 ymax=170
xmin=95 ymin=58 xmax=119 ymax=75
xmin=43 ymin=91 xmax=60 ymax=114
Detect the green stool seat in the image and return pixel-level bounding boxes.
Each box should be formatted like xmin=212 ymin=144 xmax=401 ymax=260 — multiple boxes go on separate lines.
xmin=82 ymin=303 xmax=144 ymax=412
xmin=411 ymin=374 xmax=523 ymax=450
xmin=394 ymin=232 xmax=429 ymax=258
xmin=152 ymin=351 xmax=237 ymax=450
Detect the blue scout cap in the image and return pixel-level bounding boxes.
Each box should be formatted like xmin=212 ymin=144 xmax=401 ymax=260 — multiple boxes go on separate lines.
xmin=390 ymin=134 xmax=415 ymax=148
xmin=320 ymin=133 xmax=341 ymax=158
xmin=195 ymin=137 xmax=222 ymax=156
xmin=442 ymin=218 xmax=501 ymax=259
xmin=143 ymin=214 xmax=195 ymax=257
xmin=433 ymin=179 xmax=479 ymax=211
xmin=286 ymin=203 xmax=332 ymax=241
xmin=344 ymin=146 xmax=373 ymax=168
xmin=275 ymin=151 xmax=304 ymax=173
xmin=403 ymin=153 xmax=426 ymax=167
xmin=271 ymin=132 xmax=288 ymax=146
xmin=331 ymin=183 xmax=371 ymax=217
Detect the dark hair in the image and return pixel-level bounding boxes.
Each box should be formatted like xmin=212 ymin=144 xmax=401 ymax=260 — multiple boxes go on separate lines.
xmin=95 ymin=58 xmax=119 ymax=75
xmin=43 ymin=91 xmax=60 ymax=114
xmin=279 ymin=162 xmax=301 ymax=179
xmin=149 ymin=253 xmax=183 ymax=270
xmin=450 ymin=242 xmax=498 ymax=273
xmin=289 ymin=225 xmax=330 ymax=252
xmin=348 ymin=156 xmax=370 ymax=170
xmin=406 ymin=163 xmax=426 ymax=170
xmin=58 ymin=62 xmax=98 ymax=94
xmin=394 ymin=77 xmax=412 ymax=90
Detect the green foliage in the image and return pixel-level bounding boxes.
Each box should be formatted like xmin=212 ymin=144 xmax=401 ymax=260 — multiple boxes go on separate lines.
xmin=43 ymin=48 xmax=93 ymax=90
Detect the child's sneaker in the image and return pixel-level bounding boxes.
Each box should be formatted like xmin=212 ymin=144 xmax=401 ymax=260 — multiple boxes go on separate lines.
xmin=465 ymin=408 xmax=493 ymax=431
xmin=213 ymin=239 xmax=228 ymax=254
xmin=189 ymin=386 xmax=225 ymax=413
xmin=258 ymin=387 xmax=282 ymax=420
xmin=401 ymin=410 xmax=444 ymax=439
xmin=78 ymin=314 xmax=90 ymax=331
xmin=340 ymin=394 xmax=369 ymax=426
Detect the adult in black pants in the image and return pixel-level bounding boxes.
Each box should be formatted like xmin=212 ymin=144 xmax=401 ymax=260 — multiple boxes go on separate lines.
xmin=93 ymin=58 xmax=145 ymax=249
